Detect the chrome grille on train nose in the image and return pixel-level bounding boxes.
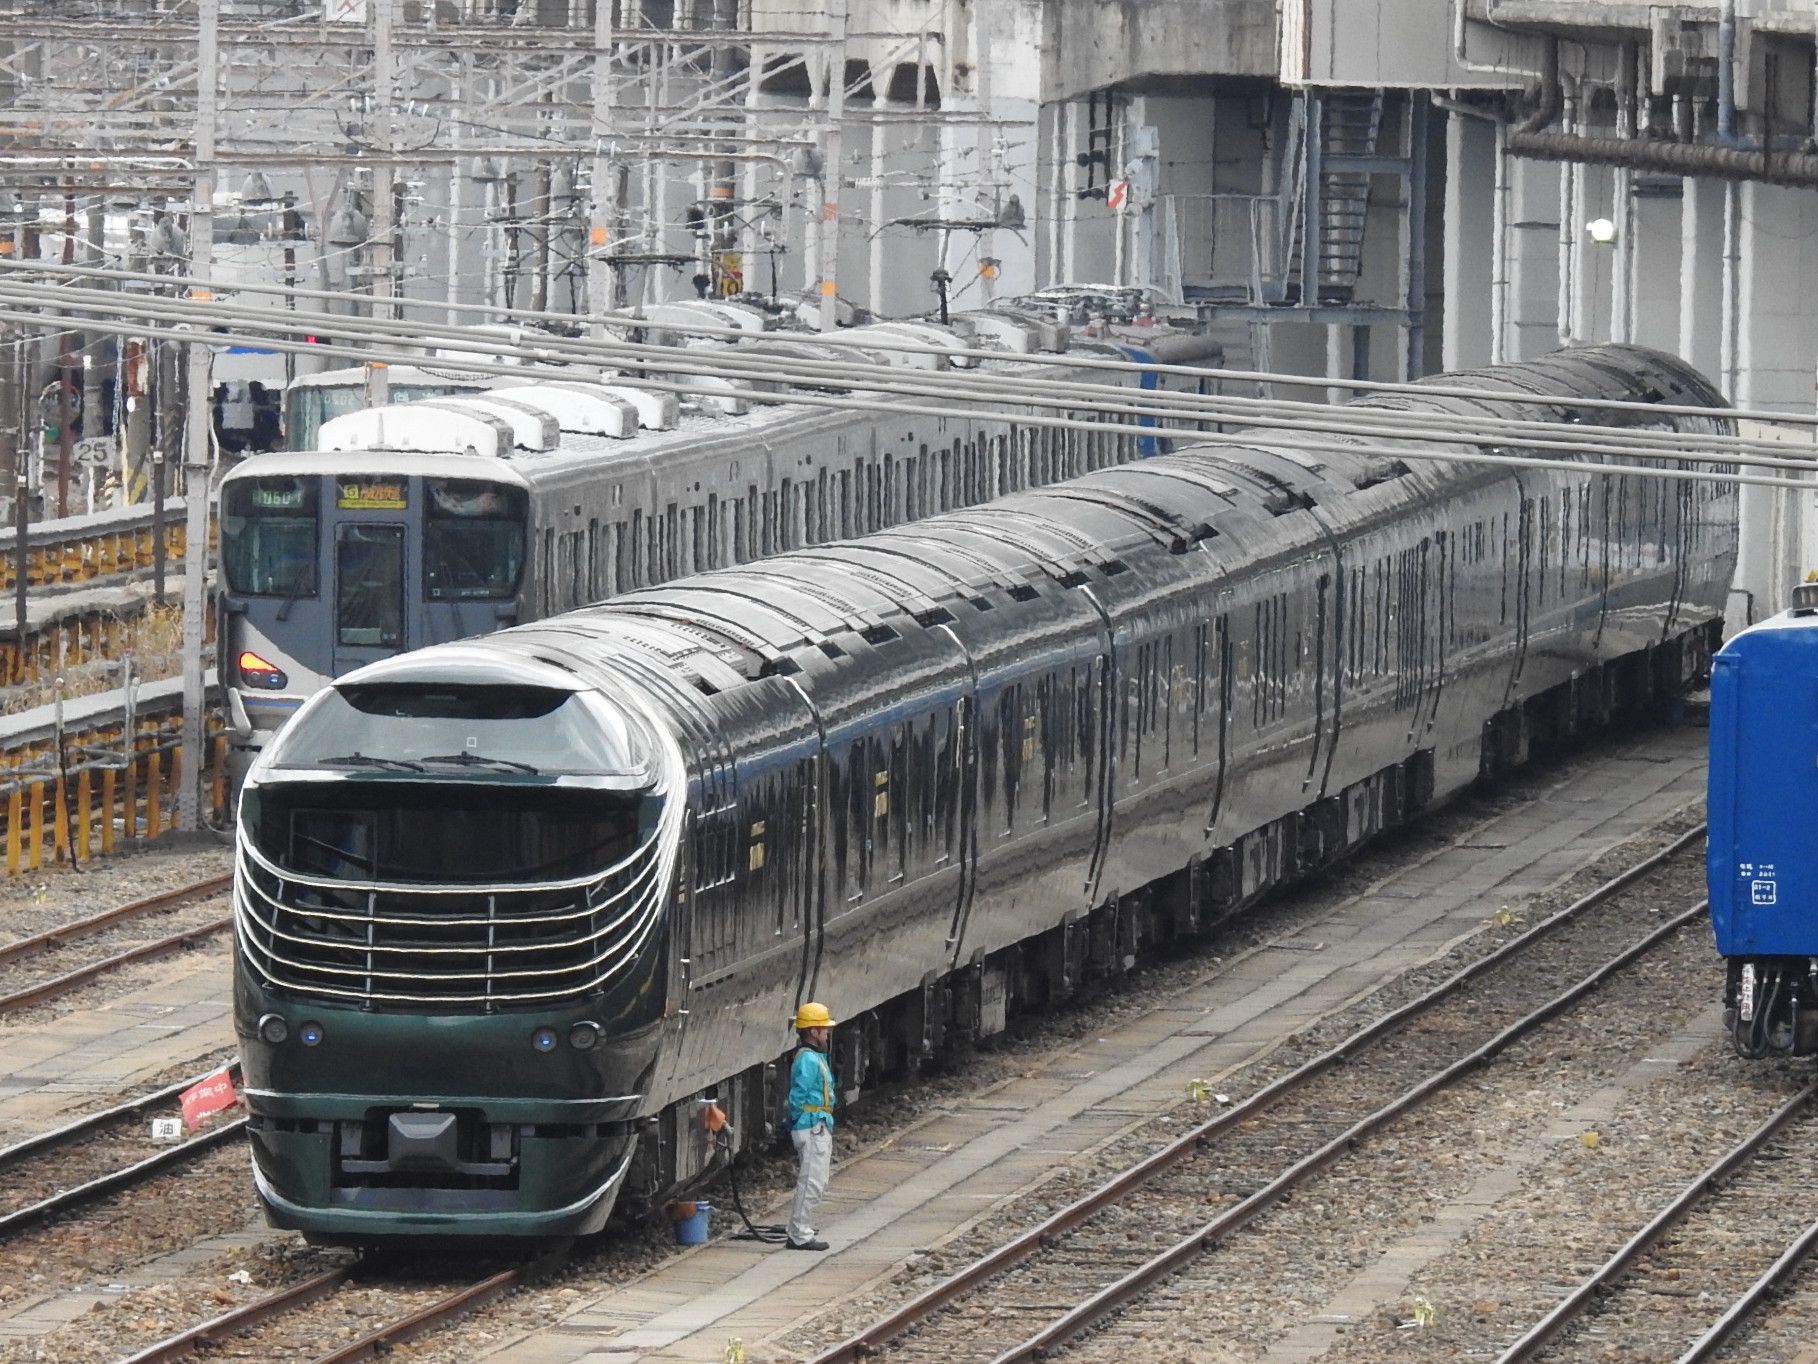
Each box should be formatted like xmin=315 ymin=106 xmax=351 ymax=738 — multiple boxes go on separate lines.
xmin=233 ymin=828 xmax=670 ymax=1007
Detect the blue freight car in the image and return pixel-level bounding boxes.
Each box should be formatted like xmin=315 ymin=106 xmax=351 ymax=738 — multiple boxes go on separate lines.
xmin=1708 ymin=585 xmax=1818 ymax=1056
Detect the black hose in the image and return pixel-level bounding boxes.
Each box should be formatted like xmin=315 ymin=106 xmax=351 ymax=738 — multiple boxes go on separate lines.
xmin=714 ymin=1127 xmax=788 ymax=1245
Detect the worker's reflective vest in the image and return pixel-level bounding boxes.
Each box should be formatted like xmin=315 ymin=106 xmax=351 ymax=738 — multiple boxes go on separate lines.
xmin=787 ymin=1046 xmax=835 ymax=1131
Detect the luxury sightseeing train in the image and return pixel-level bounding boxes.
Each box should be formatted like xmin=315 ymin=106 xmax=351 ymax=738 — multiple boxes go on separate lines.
xmin=217 ymin=307 xmax=1222 ymax=784
xmin=233 ymin=344 xmax=1738 ymax=1243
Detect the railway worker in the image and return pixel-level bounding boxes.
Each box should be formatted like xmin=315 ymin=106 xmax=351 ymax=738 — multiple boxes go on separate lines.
xmin=785 ymin=1002 xmax=837 ymax=1252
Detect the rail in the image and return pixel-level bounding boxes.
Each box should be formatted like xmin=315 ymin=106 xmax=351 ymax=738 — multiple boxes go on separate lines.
xmin=810 ymin=827 xmax=1708 ymax=1364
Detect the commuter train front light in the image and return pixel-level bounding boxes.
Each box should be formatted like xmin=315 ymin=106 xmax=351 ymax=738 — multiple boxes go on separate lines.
xmin=568 ymin=1021 xmax=602 ymax=1052
xmin=257 ymin=1013 xmax=289 ymax=1045
xmin=299 ymin=1021 xmax=325 ymax=1046
xmin=237 ymin=649 xmax=288 ymax=690
xmin=531 ymin=1027 xmax=559 ymax=1053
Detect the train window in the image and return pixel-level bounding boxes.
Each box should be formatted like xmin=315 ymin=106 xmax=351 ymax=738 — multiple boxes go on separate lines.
xmin=335 ymin=524 xmax=404 ymax=649
xmin=629 ymin=509 xmax=645 ymax=588
xmin=222 ymin=476 xmax=319 ymax=597
xmin=424 ymin=480 xmax=527 ymax=602
xmin=1077 ymin=661 xmax=1098 ymax=807
xmin=847 ymin=738 xmax=873 ymax=901
xmin=998 ymin=686 xmax=1021 ymax=835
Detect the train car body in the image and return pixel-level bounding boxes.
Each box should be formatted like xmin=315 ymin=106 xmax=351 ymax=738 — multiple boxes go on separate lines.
xmin=1707 ymin=595 xmax=1818 ymax=1056
xmin=283 ymin=365 xmax=489 ymax=451
xmin=233 ymin=344 xmax=1737 ymax=1244
xmin=220 ymin=314 xmax=1223 ymax=781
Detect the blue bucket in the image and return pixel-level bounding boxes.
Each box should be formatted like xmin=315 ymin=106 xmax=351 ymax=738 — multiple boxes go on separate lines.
xmin=673 ymin=1202 xmax=712 ymax=1245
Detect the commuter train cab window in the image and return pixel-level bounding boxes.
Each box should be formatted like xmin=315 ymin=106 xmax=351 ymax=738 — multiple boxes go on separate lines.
xmin=337 ymin=524 xmax=404 ymax=648
xmin=424 ymin=479 xmax=529 ymax=601
xmin=222 ymin=476 xmax=319 ymax=597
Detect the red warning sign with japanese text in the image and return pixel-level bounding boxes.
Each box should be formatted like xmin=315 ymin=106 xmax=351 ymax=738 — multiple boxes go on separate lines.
xmin=180 ymin=1067 xmax=238 ymax=1130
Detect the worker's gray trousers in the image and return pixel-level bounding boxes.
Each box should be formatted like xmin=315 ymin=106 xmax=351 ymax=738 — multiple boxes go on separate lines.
xmin=787 ymin=1123 xmax=832 ymax=1245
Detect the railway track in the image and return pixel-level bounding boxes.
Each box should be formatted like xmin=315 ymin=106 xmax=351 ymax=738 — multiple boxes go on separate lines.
xmin=121 ymin=1254 xmax=555 ymax=1363
xmin=0 ymin=872 xmax=232 ymax=1013
xmin=0 ymin=1059 xmax=244 ymax=1239
xmin=809 ymin=826 xmax=1709 ymax=1364
xmin=1497 ymin=1081 xmax=1818 ymax=1361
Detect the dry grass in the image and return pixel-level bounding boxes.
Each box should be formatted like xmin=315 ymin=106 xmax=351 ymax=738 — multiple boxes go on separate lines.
xmin=0 ymin=601 xmax=190 ymax=715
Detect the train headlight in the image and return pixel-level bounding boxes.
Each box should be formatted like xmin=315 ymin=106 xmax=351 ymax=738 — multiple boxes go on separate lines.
xmin=237 ymin=650 xmax=289 ymax=690
xmin=568 ymin=1021 xmax=602 ymax=1052
xmin=257 ymin=1013 xmax=289 ymax=1045
xmin=299 ymin=1021 xmax=325 ymax=1046
xmin=531 ymin=1027 xmax=559 ymax=1053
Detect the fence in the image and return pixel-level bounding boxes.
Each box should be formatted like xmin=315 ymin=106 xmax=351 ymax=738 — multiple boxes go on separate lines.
xmin=0 ymin=498 xmax=189 ymax=592
xmin=0 ymin=674 xmax=224 ymax=875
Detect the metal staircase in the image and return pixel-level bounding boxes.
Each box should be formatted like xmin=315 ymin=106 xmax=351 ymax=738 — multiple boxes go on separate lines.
xmin=1283 ymin=89 xmax=1385 ymax=305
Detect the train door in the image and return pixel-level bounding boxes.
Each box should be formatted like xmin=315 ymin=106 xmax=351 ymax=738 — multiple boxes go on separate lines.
xmin=1505 ymin=490 xmax=1535 ymax=706
xmin=332 ymin=519 xmax=406 ymax=676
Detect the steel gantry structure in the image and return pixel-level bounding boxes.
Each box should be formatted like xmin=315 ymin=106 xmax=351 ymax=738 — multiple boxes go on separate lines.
xmin=0 ymin=0 xmax=1027 ymax=830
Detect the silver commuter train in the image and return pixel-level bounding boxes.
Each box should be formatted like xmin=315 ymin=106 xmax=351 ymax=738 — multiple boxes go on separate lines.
xmin=219 ymin=310 xmax=1225 ymax=780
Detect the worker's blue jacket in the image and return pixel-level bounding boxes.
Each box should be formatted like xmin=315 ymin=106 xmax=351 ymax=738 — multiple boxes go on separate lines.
xmin=787 ymin=1045 xmax=836 ymax=1131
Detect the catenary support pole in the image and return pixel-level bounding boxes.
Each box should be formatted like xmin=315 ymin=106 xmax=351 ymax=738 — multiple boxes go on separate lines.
xmin=817 ymin=0 xmax=847 ymax=330
xmin=177 ymin=0 xmax=218 ymax=834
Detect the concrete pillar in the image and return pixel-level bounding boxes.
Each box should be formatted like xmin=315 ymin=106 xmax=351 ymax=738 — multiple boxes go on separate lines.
xmin=1679 ymin=176 xmax=1725 ymax=379
xmin=1505 ymin=153 xmax=1560 ymax=361
xmin=1571 ymin=166 xmax=1614 ymax=344
xmin=1630 ymin=180 xmax=1682 ymax=352
xmin=1611 ymin=169 xmax=1634 ymax=344
xmin=1442 ymin=113 xmax=1495 ymax=372
xmin=1732 ymin=180 xmax=1818 ymax=625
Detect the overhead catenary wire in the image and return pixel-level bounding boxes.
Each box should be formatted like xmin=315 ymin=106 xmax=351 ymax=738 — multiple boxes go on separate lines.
xmin=0 ymin=271 xmax=1799 ymax=479
xmin=0 ymin=263 xmax=1799 ymax=474
xmin=0 ymin=297 xmax=1802 ymax=495
xmin=9 ymin=254 xmax=1818 ymax=434
xmin=0 ymin=274 xmax=1782 ymax=480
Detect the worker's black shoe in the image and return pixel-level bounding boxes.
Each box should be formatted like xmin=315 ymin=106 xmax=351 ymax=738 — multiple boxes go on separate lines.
xmin=787 ymin=1237 xmax=830 ymax=1251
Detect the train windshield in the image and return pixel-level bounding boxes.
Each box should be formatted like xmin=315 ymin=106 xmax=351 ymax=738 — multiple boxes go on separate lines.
xmin=269 ymin=682 xmax=641 ymax=779
xmin=222 ymin=477 xmax=319 ymax=597
xmin=425 ymin=479 xmax=528 ymax=601
xmin=251 ymin=781 xmax=646 ymax=884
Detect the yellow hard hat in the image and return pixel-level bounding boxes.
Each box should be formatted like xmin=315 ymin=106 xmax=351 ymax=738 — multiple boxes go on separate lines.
xmin=793 ymin=1001 xmax=835 ymax=1030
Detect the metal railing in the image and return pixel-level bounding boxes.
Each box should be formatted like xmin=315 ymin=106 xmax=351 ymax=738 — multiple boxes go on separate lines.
xmin=0 ymin=672 xmax=225 ymax=874
xmin=0 ymin=497 xmax=188 ymax=592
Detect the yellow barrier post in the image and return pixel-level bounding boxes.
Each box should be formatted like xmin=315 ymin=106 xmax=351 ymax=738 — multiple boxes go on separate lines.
xmin=122 ymin=755 xmax=137 ymax=841
xmin=146 ymin=750 xmax=162 ymax=840
xmin=6 ymin=787 xmax=20 ymax=875
xmin=99 ymin=766 xmax=114 ymax=854
xmin=74 ymin=767 xmax=90 ymax=862
xmin=51 ymin=777 xmax=68 ymax=865
xmin=26 ymin=779 xmax=43 ymax=870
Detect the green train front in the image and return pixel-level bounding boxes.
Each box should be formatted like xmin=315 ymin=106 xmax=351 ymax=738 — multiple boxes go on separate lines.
xmin=232 ymin=647 xmax=680 ymax=1243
